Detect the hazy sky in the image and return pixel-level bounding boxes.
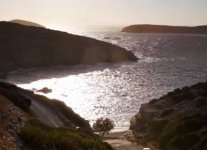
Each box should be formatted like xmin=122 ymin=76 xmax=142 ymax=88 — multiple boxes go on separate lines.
xmin=1 ymin=0 xmax=207 ymax=27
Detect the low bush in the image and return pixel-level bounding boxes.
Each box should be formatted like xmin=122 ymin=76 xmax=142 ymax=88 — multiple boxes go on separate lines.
xmin=195 ymin=97 xmax=206 ymax=107
xmin=159 ymin=119 xmax=201 ymax=149
xmin=167 ymin=133 xmax=200 ymax=150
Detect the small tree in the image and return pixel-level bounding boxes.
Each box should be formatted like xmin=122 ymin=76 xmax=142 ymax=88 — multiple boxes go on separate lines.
xmin=92 ymin=118 xmax=115 ymax=137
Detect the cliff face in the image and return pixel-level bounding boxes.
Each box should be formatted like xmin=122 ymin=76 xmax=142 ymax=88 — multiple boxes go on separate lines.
xmin=130 ymin=82 xmax=207 ymax=150
xmin=0 ymin=22 xmax=137 ymax=74
xmin=122 ymin=24 xmax=207 ymax=34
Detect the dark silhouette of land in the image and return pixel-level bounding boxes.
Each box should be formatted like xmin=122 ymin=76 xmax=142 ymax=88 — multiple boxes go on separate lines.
xmin=0 ymin=21 xmax=137 ymax=76
xmin=122 ymin=24 xmax=207 ymax=34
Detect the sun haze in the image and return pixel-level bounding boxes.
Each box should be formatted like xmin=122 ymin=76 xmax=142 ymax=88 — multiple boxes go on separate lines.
xmin=1 ymin=0 xmax=207 ymax=27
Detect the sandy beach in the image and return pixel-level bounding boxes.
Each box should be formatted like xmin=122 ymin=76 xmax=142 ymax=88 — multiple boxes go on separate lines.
xmin=103 ymin=130 xmax=145 ymax=150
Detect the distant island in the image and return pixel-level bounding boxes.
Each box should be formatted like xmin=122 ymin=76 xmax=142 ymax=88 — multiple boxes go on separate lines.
xmin=10 ymin=19 xmax=45 ymax=28
xmin=0 ymin=21 xmax=137 ymax=77
xmin=121 ymin=24 xmax=207 ymax=34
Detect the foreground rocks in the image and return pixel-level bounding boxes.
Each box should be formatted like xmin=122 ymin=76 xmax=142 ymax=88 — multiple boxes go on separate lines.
xmin=130 ymin=81 xmax=207 ymax=150
xmin=122 ymin=24 xmax=207 ymax=34
xmin=0 ymin=21 xmax=137 ymax=76
xmin=0 ymin=95 xmax=28 ymax=150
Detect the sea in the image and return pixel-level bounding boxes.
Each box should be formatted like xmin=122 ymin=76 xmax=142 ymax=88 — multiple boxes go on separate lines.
xmin=7 ymin=26 xmax=207 ymax=130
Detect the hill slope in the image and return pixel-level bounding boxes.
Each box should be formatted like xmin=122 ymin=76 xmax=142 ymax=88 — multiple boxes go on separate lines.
xmin=122 ymin=24 xmax=207 ymax=34
xmin=0 ymin=22 xmax=137 ymax=75
xmin=10 ymin=19 xmax=45 ymax=28
xmin=130 ymin=81 xmax=207 ymax=150
xmin=0 ymin=82 xmax=112 ymax=150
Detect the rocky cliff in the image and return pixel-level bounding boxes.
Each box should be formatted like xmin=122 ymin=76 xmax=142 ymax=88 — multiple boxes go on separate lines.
xmin=130 ymin=82 xmax=207 ymax=150
xmin=122 ymin=24 xmax=207 ymax=34
xmin=0 ymin=22 xmax=137 ymax=75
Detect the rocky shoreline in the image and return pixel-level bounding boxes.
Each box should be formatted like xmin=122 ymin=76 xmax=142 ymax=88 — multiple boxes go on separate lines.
xmin=130 ymin=81 xmax=207 ymax=150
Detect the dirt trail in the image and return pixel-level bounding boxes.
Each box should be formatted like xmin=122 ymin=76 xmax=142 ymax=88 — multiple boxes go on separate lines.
xmin=104 ymin=131 xmax=145 ymax=150
xmin=19 ymin=92 xmax=64 ymax=127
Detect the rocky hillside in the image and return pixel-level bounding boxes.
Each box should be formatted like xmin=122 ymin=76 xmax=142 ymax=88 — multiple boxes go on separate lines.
xmin=0 ymin=22 xmax=137 ymax=76
xmin=122 ymin=24 xmax=207 ymax=34
xmin=0 ymin=82 xmax=112 ymax=150
xmin=130 ymin=81 xmax=207 ymax=150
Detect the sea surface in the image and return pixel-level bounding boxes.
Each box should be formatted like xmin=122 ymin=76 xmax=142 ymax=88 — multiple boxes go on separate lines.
xmin=7 ymin=27 xmax=207 ymax=130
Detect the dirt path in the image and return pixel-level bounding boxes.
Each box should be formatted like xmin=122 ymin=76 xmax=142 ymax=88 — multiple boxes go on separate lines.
xmin=19 ymin=92 xmax=64 ymax=127
xmin=103 ymin=130 xmax=145 ymax=150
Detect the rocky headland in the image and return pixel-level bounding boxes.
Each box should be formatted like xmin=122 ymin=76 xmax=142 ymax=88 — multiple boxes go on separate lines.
xmin=130 ymin=81 xmax=207 ymax=150
xmin=122 ymin=24 xmax=207 ymax=34
xmin=0 ymin=21 xmax=137 ymax=76
xmin=0 ymin=82 xmax=112 ymax=150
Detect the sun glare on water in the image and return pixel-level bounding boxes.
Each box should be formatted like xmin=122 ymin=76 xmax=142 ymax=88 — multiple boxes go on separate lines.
xmin=17 ymin=71 xmax=110 ymax=123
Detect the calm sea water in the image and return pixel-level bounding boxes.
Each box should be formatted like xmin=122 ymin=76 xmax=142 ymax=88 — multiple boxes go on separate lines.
xmin=7 ymin=28 xmax=207 ymax=129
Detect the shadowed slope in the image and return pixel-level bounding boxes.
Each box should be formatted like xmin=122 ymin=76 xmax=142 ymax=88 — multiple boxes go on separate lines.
xmin=0 ymin=22 xmax=137 ymax=75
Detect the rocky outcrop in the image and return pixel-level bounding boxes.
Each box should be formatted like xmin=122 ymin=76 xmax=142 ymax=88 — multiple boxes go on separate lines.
xmin=122 ymin=24 xmax=207 ymax=34
xmin=0 ymin=22 xmax=137 ymax=75
xmin=10 ymin=19 xmax=45 ymax=28
xmin=130 ymin=82 xmax=207 ymax=150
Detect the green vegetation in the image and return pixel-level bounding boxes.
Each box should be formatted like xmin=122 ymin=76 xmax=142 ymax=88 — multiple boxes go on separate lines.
xmin=19 ymin=120 xmax=112 ymax=150
xmin=195 ymin=97 xmax=206 ymax=107
xmin=150 ymin=119 xmax=169 ymax=137
xmin=167 ymin=133 xmax=200 ymax=150
xmin=159 ymin=108 xmax=174 ymax=117
xmin=159 ymin=119 xmax=201 ymax=149
xmin=93 ymin=118 xmax=115 ymax=137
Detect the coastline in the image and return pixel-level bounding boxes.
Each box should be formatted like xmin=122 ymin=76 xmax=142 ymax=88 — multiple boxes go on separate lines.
xmin=103 ymin=130 xmax=145 ymax=150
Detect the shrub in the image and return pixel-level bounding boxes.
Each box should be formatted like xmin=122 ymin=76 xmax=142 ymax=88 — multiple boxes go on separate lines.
xmin=159 ymin=119 xmax=200 ymax=148
xmin=195 ymin=97 xmax=206 ymax=107
xmin=167 ymin=133 xmax=200 ymax=150
xmin=150 ymin=119 xmax=169 ymax=137
xmin=159 ymin=108 xmax=174 ymax=117
xmin=93 ymin=118 xmax=115 ymax=137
